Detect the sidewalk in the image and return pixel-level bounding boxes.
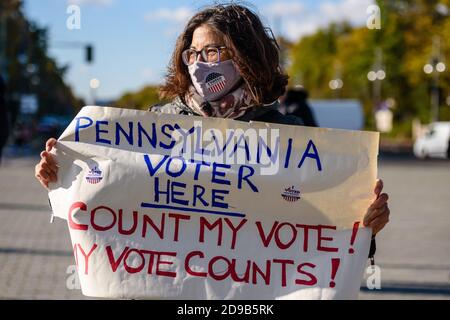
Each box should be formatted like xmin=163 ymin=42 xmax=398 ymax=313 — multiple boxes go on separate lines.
xmin=0 ymin=156 xmax=86 ymax=299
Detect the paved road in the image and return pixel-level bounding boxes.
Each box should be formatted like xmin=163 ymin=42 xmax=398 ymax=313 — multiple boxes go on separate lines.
xmin=0 ymin=152 xmax=449 ymax=300
xmin=359 ymin=154 xmax=450 ymax=300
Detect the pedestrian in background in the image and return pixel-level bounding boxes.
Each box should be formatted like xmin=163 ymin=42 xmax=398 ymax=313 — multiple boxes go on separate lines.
xmin=279 ymin=85 xmax=318 ymax=127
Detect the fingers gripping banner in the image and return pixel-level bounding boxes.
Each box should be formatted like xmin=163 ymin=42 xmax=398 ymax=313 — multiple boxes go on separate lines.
xmin=48 ymin=106 xmax=379 ymax=299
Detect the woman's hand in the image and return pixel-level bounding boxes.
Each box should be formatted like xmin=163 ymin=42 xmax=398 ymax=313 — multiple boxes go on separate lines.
xmin=363 ymin=179 xmax=390 ymax=235
xmin=35 ymin=138 xmax=58 ymax=189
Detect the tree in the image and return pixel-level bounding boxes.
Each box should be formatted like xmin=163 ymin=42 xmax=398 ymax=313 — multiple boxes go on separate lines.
xmin=287 ymin=0 xmax=450 ymax=136
xmin=0 ymin=0 xmax=83 ymax=126
xmin=113 ymin=86 xmax=166 ymax=111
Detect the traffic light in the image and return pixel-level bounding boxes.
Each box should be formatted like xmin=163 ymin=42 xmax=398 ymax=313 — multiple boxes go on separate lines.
xmin=85 ymin=45 xmax=93 ymax=63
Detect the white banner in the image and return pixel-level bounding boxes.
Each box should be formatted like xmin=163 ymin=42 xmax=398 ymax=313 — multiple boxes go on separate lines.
xmin=49 ymin=106 xmax=379 ymax=299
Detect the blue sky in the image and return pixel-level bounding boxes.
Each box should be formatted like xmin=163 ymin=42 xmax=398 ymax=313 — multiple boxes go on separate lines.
xmin=23 ymin=0 xmax=373 ymax=102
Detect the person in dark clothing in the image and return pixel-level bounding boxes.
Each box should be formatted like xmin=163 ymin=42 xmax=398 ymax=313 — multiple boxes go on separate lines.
xmin=0 ymin=74 xmax=9 ymax=164
xmin=281 ymin=86 xmax=318 ymax=127
xmin=35 ymin=4 xmax=390 ymax=249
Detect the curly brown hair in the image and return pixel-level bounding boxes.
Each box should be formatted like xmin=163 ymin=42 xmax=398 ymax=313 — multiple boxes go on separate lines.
xmin=159 ymin=3 xmax=289 ymax=105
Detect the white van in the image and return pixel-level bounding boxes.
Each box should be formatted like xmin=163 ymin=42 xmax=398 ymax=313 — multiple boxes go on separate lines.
xmin=413 ymin=122 xmax=450 ymax=159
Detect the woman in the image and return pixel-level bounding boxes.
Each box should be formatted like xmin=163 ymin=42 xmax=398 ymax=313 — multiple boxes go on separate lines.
xmin=35 ymin=4 xmax=389 ymax=240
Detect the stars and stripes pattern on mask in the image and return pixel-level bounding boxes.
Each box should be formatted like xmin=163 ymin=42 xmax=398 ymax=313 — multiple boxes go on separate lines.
xmin=205 ymin=72 xmax=227 ymax=93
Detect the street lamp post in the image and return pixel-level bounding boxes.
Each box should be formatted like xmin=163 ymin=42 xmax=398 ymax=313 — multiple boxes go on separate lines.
xmin=329 ymin=78 xmax=343 ymax=97
xmin=329 ymin=62 xmax=343 ymax=98
xmin=424 ymin=53 xmax=446 ymax=122
xmin=89 ymin=78 xmax=100 ymax=105
xmin=368 ymin=48 xmax=385 ymax=113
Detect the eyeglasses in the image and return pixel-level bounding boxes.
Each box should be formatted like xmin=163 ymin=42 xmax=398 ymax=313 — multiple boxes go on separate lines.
xmin=182 ymin=46 xmax=228 ymax=66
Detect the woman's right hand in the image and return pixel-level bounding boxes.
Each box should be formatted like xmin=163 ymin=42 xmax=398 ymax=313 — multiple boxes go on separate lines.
xmin=35 ymin=138 xmax=58 ymax=189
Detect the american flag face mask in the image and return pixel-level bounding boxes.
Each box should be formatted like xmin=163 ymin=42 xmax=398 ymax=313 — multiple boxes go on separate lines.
xmin=188 ymin=59 xmax=242 ymax=102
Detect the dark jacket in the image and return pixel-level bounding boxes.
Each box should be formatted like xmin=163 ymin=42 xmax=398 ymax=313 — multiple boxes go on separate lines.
xmin=282 ymin=88 xmax=318 ymax=127
xmin=150 ymin=98 xmax=305 ymax=126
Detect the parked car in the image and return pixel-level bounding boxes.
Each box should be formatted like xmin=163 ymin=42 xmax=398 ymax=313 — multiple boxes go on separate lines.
xmin=413 ymin=122 xmax=450 ymax=159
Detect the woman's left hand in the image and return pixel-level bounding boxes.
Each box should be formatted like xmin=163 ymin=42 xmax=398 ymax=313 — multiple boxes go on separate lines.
xmin=363 ymin=179 xmax=390 ymax=235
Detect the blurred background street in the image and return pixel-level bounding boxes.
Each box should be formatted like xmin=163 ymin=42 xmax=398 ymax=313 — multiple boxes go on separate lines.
xmin=1 ymin=0 xmax=450 ymax=300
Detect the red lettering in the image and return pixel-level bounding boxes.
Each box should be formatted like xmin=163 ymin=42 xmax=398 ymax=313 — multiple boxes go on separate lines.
xmin=169 ymin=213 xmax=190 ymax=241
xmin=118 ymin=209 xmax=138 ymax=235
xmin=208 ymin=256 xmax=231 ymax=281
xmin=273 ymin=259 xmax=294 ymax=287
xmin=295 ymin=263 xmax=317 ymax=286
xmin=255 ymin=221 xmax=279 ymax=247
xmin=140 ymin=250 xmax=156 ymax=274
xmin=317 ymin=225 xmax=338 ymax=252
xmin=199 ymin=217 xmax=223 ymax=246
xmin=106 ymin=245 xmax=129 ymax=272
xmin=156 ymin=252 xmax=177 ymax=278
xmin=230 ymin=259 xmax=250 ymax=283
xmin=124 ymin=249 xmax=145 ymax=274
xmin=224 ymin=218 xmax=247 ymax=250
xmin=68 ymin=202 xmax=88 ymax=230
xmin=77 ymin=243 xmax=97 ymax=275
xmin=295 ymin=224 xmax=318 ymax=252
xmin=274 ymin=222 xmax=297 ymax=249
xmin=142 ymin=213 xmax=165 ymax=239
xmin=252 ymin=260 xmax=271 ymax=285
xmin=91 ymin=206 xmax=117 ymax=231
xmin=185 ymin=251 xmax=207 ymax=277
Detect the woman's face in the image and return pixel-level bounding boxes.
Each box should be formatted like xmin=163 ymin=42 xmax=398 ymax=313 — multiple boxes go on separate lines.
xmin=190 ymin=24 xmax=232 ymax=63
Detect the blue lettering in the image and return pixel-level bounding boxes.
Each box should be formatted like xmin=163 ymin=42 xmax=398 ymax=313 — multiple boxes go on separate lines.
xmin=257 ymin=135 xmax=280 ymax=164
xmin=138 ymin=122 xmax=157 ymax=148
xmin=193 ymin=185 xmax=209 ymax=207
xmin=159 ymin=124 xmax=175 ymax=150
xmin=193 ymin=161 xmax=211 ymax=181
xmin=238 ymin=165 xmax=258 ymax=192
xmin=166 ymin=156 xmax=187 ymax=178
xmin=174 ymin=124 xmax=195 ymax=153
xmin=144 ymin=154 xmax=169 ymax=177
xmin=171 ymin=181 xmax=189 ymax=206
xmin=212 ymin=130 xmax=234 ymax=157
xmin=284 ymin=138 xmax=293 ymax=168
xmin=231 ymin=135 xmax=250 ymax=161
xmin=75 ymin=117 xmax=93 ymax=142
xmin=96 ymin=121 xmax=111 ymax=145
xmin=298 ymin=139 xmax=322 ymax=171
xmin=154 ymin=177 xmax=170 ymax=204
xmin=211 ymin=189 xmax=229 ymax=209
xmin=195 ymin=125 xmax=210 ymax=156
xmin=115 ymin=122 xmax=133 ymax=145
xmin=211 ymin=163 xmax=231 ymax=185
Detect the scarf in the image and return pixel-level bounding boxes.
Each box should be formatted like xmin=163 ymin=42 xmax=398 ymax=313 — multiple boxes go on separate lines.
xmin=184 ymin=83 xmax=255 ymax=119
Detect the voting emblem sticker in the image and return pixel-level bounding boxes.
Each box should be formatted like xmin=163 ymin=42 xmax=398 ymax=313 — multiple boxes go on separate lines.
xmin=85 ymin=166 xmax=103 ymax=184
xmin=281 ymin=186 xmax=301 ymax=202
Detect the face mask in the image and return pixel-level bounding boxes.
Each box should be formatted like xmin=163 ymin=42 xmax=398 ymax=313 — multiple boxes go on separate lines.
xmin=188 ymin=59 xmax=242 ymax=102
